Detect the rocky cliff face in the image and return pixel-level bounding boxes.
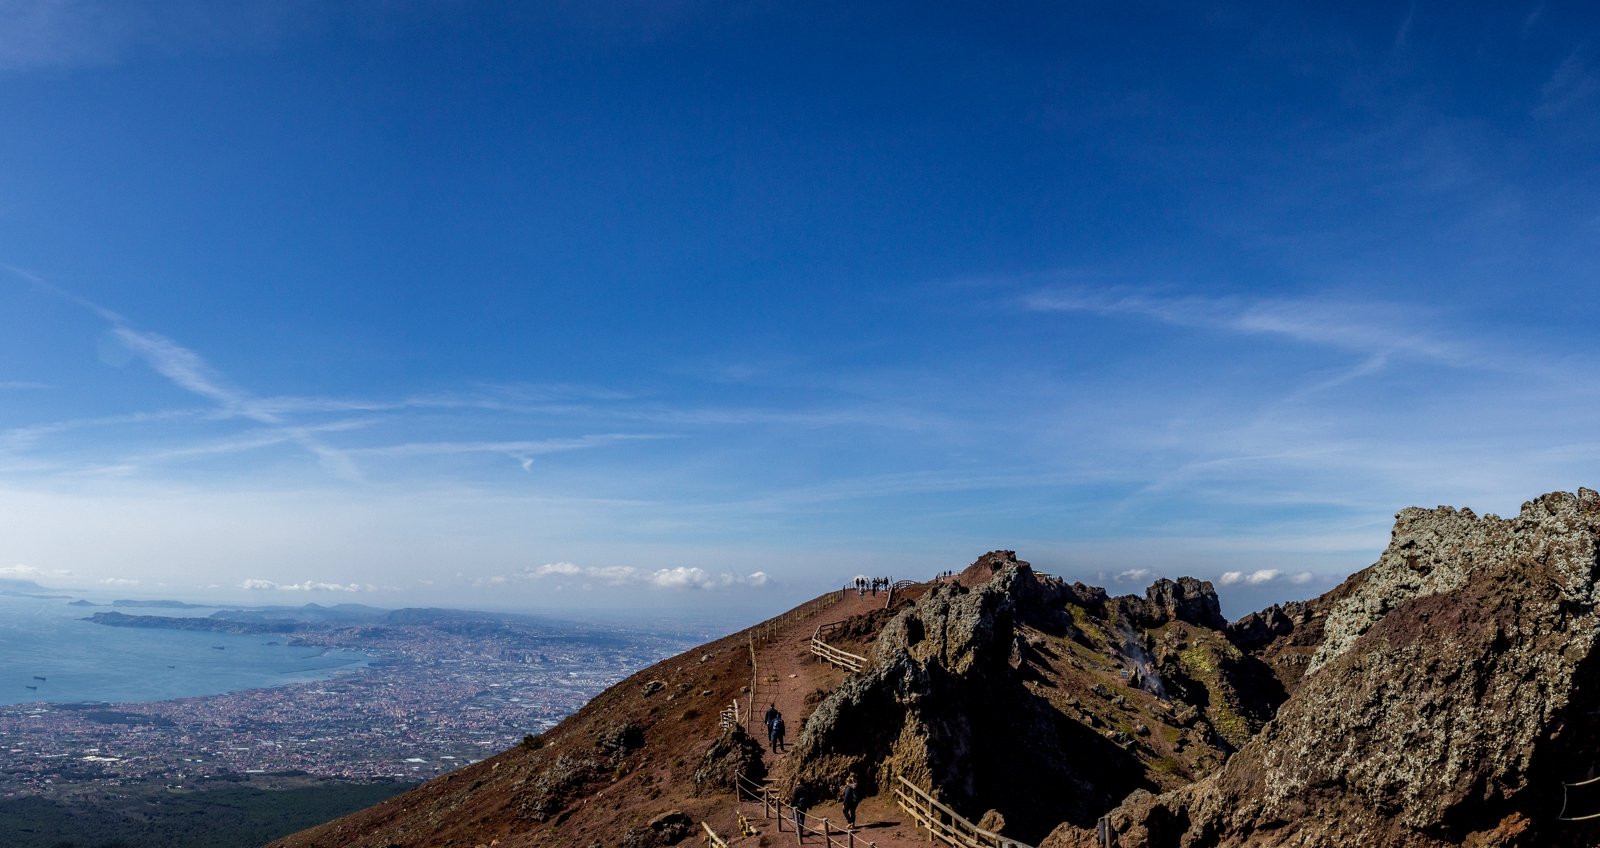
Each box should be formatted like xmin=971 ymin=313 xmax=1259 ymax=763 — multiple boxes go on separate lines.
xmin=786 ymin=552 xmax=1270 ymax=844
xmin=269 ymin=490 xmax=1600 ymax=848
xmin=1046 ymin=489 xmax=1600 ymax=848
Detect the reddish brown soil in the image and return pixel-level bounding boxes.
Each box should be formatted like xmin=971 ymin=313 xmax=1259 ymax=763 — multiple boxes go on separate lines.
xmin=729 ymin=586 xmax=931 ymax=847
xmin=269 ymin=582 xmax=940 ymax=848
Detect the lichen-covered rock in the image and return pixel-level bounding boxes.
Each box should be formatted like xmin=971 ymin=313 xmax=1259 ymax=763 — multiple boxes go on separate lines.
xmin=596 ymin=720 xmax=645 ymax=763
xmin=1050 ymin=489 xmax=1600 ymax=848
xmin=790 ymin=553 xmax=1157 ymax=843
xmin=515 ymin=753 xmax=602 ymax=823
xmin=690 ymin=727 xmax=766 ymax=796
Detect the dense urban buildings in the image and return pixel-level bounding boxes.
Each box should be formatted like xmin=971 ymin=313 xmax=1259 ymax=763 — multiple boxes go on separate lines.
xmin=0 ymin=607 xmax=698 ymax=796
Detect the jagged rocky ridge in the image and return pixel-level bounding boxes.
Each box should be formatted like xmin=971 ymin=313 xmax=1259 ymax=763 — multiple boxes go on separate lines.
xmin=789 ymin=490 xmax=1600 ymax=846
xmin=270 ymin=488 xmax=1600 ymax=848
xmin=1039 ymin=488 xmax=1600 ymax=847
xmin=785 ymin=552 xmax=1281 ymax=844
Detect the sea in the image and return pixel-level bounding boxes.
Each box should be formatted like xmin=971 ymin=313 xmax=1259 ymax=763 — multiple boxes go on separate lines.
xmin=0 ymin=593 xmax=372 ymax=707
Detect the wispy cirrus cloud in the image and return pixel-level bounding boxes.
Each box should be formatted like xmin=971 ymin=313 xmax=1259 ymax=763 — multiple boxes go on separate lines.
xmin=106 ymin=325 xmax=363 ymax=479
xmin=10 ymin=267 xmax=364 ymax=478
xmin=7 ymin=268 xmax=924 ymax=485
xmin=1023 ymin=287 xmax=1468 ymax=364
xmin=346 ymin=434 xmax=671 ymax=473
xmin=61 ymin=420 xmax=383 ymax=479
xmin=1535 ymin=47 xmax=1599 ymax=118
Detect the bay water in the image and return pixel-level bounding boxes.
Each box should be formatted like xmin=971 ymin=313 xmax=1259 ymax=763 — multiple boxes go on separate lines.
xmin=0 ymin=594 xmax=370 ymax=706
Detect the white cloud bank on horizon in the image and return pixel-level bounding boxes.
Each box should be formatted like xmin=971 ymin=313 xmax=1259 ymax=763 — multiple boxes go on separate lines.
xmin=242 ymin=578 xmax=364 ymax=592
xmin=1218 ymin=568 xmax=1314 ymax=587
xmin=1 ymin=563 xmax=72 ymax=579
xmin=517 ymin=561 xmax=770 ymax=590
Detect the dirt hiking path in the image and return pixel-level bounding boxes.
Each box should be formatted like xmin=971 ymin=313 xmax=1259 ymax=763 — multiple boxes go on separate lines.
xmin=713 ymin=584 xmax=936 ymax=848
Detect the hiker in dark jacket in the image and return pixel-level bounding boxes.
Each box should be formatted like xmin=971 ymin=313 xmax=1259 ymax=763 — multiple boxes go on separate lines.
xmin=841 ymin=775 xmax=860 ymax=828
xmin=790 ymin=783 xmax=809 ymax=836
xmin=773 ymin=715 xmax=787 ymax=752
xmin=765 ymin=704 xmax=782 ymax=751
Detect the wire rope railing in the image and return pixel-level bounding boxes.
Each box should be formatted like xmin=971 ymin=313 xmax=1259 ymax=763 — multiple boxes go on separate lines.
xmin=735 ymin=773 xmax=877 ymax=847
xmin=1560 ymin=774 xmax=1600 ymax=821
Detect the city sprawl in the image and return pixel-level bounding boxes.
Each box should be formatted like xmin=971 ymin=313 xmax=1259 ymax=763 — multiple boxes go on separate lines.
xmin=0 ymin=607 xmax=699 ymax=797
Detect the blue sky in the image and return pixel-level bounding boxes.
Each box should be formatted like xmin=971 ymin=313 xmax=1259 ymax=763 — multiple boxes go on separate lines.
xmin=1 ymin=1 xmax=1598 ymax=620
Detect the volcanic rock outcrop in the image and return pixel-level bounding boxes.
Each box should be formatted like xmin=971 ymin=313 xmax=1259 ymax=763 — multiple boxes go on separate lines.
xmin=1044 ymin=488 xmax=1600 ymax=848
xmin=270 ymin=489 xmax=1600 ymax=848
xmin=785 ymin=552 xmax=1270 ymax=844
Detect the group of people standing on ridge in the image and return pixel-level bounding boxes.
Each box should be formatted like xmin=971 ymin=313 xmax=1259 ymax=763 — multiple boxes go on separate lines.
xmin=854 ymin=576 xmax=888 ymax=598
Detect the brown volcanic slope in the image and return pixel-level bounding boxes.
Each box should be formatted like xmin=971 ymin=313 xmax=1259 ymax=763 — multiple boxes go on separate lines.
xmin=266 ymin=587 xmax=923 ymax=848
xmin=272 ymin=489 xmax=1600 ymax=848
xmin=270 ymin=553 xmax=1265 ymax=848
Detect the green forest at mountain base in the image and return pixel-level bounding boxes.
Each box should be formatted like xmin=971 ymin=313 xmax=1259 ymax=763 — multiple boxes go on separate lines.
xmin=0 ymin=775 xmax=412 ymax=848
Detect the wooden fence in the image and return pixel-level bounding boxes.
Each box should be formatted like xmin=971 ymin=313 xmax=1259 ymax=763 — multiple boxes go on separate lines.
xmin=893 ymin=776 xmax=1035 ymax=848
xmin=736 ymin=774 xmax=877 ymax=847
xmin=811 ymin=621 xmax=867 ymax=672
xmin=740 ymin=588 xmax=847 ymax=735
xmin=885 ymin=578 xmax=917 ymax=609
xmin=719 ymin=700 xmax=741 ymax=732
xmin=702 ymin=820 xmax=730 ymax=848
xmin=746 ymin=588 xmax=850 ymax=645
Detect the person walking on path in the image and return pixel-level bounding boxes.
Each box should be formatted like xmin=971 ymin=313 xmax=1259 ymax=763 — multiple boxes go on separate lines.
xmin=840 ymin=775 xmax=860 ymax=829
xmin=790 ymin=783 xmax=809 ymax=838
xmin=766 ymin=707 xmax=782 ymax=752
